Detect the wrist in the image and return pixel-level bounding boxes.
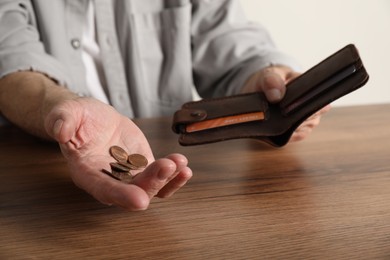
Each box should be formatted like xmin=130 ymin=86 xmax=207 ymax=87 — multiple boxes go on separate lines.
xmin=0 ymin=71 xmax=79 ymax=140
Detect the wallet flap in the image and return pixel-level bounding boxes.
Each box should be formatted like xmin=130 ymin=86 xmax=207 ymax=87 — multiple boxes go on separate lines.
xmin=280 ymin=44 xmax=362 ymax=112
xmin=269 ymin=65 xmax=369 ymax=146
xmin=173 ymin=92 xmax=269 ymax=134
xmin=172 ymin=109 xmax=207 ymax=133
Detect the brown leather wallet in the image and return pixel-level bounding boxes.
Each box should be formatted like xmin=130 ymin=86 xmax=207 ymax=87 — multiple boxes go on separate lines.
xmin=172 ymin=44 xmax=369 ymax=146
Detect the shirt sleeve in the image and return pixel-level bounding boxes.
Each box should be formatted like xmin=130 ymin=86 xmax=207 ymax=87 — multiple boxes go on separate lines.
xmin=191 ymin=0 xmax=301 ymax=98
xmin=0 ymin=1 xmax=70 ymax=86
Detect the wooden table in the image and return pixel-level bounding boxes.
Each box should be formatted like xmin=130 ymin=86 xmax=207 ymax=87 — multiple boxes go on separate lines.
xmin=0 ymin=104 xmax=389 ymax=259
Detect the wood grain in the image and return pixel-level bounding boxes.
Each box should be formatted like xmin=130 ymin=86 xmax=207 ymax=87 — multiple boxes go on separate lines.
xmin=0 ymin=105 xmax=389 ymax=259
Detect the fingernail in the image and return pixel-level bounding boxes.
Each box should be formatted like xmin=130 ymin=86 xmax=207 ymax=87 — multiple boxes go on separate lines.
xmin=52 ymin=119 xmax=64 ymax=137
xmin=267 ymin=89 xmax=282 ymax=102
xmin=262 ymin=72 xmax=284 ymax=102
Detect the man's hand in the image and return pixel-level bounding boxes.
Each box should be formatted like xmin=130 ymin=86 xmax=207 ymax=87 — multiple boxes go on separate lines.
xmin=44 ymin=97 xmax=192 ymax=210
xmin=0 ymin=72 xmax=191 ymax=210
xmin=241 ymin=65 xmax=331 ymax=142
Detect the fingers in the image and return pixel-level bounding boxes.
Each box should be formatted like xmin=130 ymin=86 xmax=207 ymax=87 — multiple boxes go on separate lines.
xmin=290 ymin=105 xmax=332 ymax=142
xmin=70 ymin=153 xmax=191 ymax=211
xmin=318 ymin=104 xmax=332 ymax=115
xmin=155 ymin=153 xmax=192 ymax=198
xmin=156 ymin=167 xmax=192 ymax=198
xmin=131 ymin=154 xmax=191 ymax=199
xmin=290 ymin=125 xmax=315 ymax=142
xmin=290 ymin=116 xmax=320 ymax=142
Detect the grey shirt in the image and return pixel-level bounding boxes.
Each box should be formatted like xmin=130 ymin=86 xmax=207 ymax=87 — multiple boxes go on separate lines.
xmin=0 ymin=0 xmax=299 ymax=118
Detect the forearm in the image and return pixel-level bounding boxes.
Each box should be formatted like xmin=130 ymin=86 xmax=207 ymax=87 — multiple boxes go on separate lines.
xmin=0 ymin=71 xmax=78 ymax=140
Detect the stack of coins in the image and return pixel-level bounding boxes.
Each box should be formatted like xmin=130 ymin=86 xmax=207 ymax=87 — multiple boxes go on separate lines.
xmin=101 ymin=145 xmax=148 ymax=183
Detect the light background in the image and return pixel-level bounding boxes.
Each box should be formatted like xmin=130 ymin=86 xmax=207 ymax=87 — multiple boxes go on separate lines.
xmin=241 ymin=0 xmax=390 ymax=106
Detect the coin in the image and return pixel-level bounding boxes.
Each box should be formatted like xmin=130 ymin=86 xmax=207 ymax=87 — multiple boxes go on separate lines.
xmin=109 ymin=145 xmax=128 ymax=162
xmin=118 ymin=161 xmax=139 ymax=170
xmin=102 ymin=168 xmax=133 ymax=183
xmin=101 ymin=168 xmax=121 ymax=181
xmin=103 ymin=146 xmax=147 ymax=183
xmin=110 ymin=162 xmax=131 ymax=172
xmin=118 ymin=172 xmax=133 ymax=184
xmin=128 ymin=153 xmax=148 ymax=168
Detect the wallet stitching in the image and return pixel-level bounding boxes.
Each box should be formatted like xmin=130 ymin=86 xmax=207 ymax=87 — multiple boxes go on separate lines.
xmin=181 ymin=92 xmax=268 ymax=122
xmin=182 ymin=92 xmax=264 ymax=107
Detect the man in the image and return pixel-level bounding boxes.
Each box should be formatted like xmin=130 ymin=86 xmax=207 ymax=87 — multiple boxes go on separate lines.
xmin=0 ymin=0 xmax=329 ymax=210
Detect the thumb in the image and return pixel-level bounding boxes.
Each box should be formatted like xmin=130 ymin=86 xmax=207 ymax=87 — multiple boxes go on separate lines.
xmin=44 ymin=105 xmax=78 ymax=144
xmin=260 ymin=69 xmax=286 ymax=103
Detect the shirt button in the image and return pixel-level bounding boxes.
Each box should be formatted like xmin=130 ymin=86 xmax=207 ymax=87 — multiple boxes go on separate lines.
xmin=71 ymin=38 xmax=81 ymax=49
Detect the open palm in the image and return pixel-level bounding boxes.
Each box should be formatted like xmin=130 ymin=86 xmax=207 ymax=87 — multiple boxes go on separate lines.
xmin=45 ymin=98 xmax=192 ymax=210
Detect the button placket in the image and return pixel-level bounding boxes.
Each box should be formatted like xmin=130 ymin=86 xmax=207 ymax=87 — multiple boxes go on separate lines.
xmin=94 ymin=0 xmax=134 ymax=118
xmin=64 ymin=0 xmax=90 ymax=96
